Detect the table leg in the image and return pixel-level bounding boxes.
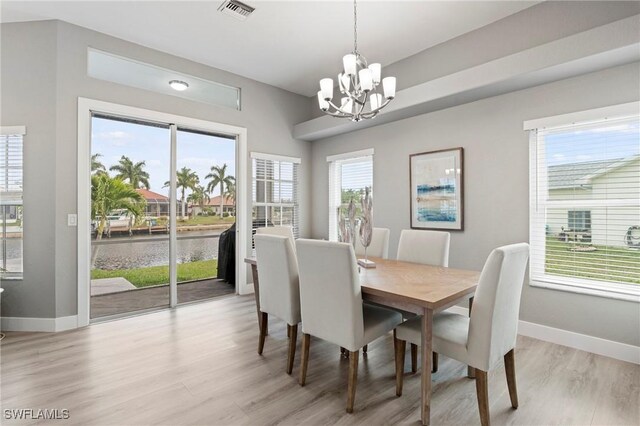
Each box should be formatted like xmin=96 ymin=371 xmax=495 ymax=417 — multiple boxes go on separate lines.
xmin=250 ymin=264 xmax=262 ymax=331
xmin=421 ymin=308 xmax=433 ymax=425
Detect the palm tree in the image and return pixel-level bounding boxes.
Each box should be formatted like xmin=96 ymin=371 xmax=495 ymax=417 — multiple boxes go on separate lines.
xmin=187 ymin=185 xmax=210 ymax=217
xmin=223 ymin=180 xmax=236 ymax=216
xmin=206 ymin=164 xmax=235 ymax=217
xmin=91 ymin=153 xmax=107 ymax=175
xmin=91 ymin=174 xmax=145 ymax=240
xmin=109 ymin=155 xmax=151 ymax=189
xmin=165 ymin=167 xmax=199 ymax=219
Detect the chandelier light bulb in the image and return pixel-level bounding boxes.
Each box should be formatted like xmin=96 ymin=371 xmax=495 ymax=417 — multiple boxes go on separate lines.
xmin=383 ymin=76 xmax=396 ymax=99
xmin=368 ymin=63 xmax=381 ymax=84
xmin=343 ymin=54 xmax=357 ymax=76
xmin=340 ymin=97 xmax=353 ymax=114
xmin=370 ymin=93 xmax=382 ymax=110
xmin=320 ymin=78 xmax=334 ymax=101
xmin=317 ymin=91 xmax=330 ymax=111
xmin=359 ymin=69 xmax=373 ymax=92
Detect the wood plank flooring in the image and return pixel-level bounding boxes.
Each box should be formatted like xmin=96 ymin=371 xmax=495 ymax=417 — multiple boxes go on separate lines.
xmin=1 ymin=296 xmax=638 ymax=425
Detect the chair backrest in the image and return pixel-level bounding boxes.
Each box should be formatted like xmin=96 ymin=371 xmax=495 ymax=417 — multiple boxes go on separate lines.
xmin=355 ymin=227 xmax=390 ymax=259
xmin=256 ymin=226 xmax=295 ymax=247
xmin=397 ymin=229 xmax=450 ymax=267
xmin=254 ymin=234 xmax=301 ymax=325
xmin=467 ymin=243 xmax=530 ymax=371
xmin=296 ymin=239 xmax=364 ymax=350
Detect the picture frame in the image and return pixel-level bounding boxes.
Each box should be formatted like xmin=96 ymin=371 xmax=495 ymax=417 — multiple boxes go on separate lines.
xmin=409 ymin=147 xmax=464 ymax=231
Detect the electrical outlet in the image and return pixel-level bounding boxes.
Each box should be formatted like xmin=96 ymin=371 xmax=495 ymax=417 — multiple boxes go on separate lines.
xmin=68 ymin=214 xmax=78 ymax=227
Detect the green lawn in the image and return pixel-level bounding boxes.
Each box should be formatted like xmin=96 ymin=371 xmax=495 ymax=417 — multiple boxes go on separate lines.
xmin=545 ymin=237 xmax=640 ymax=285
xmin=176 ymin=216 xmax=235 ymax=226
xmin=91 ymin=259 xmax=218 ymax=288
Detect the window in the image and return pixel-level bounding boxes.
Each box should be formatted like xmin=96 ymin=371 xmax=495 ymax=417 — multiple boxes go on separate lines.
xmin=1 ymin=126 xmax=25 ymax=279
xmin=567 ymin=210 xmax=591 ymax=233
xmin=526 ymin=104 xmax=640 ymax=301
xmin=328 ymin=149 xmax=374 ymax=241
xmin=251 ymin=153 xmax=300 ymax=238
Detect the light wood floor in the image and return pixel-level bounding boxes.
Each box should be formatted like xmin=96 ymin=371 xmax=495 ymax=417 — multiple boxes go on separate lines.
xmin=1 ymin=296 xmax=638 ymax=425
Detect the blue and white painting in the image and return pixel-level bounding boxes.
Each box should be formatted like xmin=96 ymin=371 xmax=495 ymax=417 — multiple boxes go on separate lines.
xmin=410 ymin=148 xmax=463 ymax=230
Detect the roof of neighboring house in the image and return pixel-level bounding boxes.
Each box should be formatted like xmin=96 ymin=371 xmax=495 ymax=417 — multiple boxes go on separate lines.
xmin=549 ymin=155 xmax=638 ymax=189
xmin=136 ymin=188 xmax=169 ymax=202
xmin=204 ymin=195 xmax=234 ymax=207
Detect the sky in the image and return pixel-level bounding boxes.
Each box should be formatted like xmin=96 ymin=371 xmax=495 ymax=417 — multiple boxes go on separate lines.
xmin=545 ymin=119 xmax=639 ymax=167
xmin=91 ymin=117 xmax=236 ymax=197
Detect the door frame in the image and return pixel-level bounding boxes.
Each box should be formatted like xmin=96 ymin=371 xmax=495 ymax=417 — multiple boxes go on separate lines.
xmin=77 ymin=97 xmax=249 ymax=327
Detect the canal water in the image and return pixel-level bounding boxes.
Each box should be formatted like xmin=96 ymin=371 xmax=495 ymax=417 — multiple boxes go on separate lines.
xmin=92 ymin=230 xmax=224 ymax=270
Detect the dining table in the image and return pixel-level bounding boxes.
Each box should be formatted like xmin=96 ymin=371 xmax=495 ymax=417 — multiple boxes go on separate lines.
xmin=244 ymin=255 xmax=479 ymax=426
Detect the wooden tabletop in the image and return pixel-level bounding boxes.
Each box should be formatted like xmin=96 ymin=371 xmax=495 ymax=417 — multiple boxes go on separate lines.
xmin=359 ymin=257 xmax=479 ymax=311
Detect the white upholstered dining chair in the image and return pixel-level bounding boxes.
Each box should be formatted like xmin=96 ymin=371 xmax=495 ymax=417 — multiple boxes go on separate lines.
xmin=253 ymin=234 xmax=301 ymax=374
xmin=296 ymin=239 xmax=403 ymax=413
xmin=394 ymin=243 xmax=530 ymax=426
xmin=396 ymin=229 xmax=451 ymax=372
xmin=355 ymin=227 xmax=391 ymax=259
xmin=256 ymin=225 xmax=295 ymax=249
xmin=397 ymin=229 xmax=450 ymax=267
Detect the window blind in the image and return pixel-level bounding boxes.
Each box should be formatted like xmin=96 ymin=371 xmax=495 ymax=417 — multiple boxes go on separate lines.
xmin=529 ymin=114 xmax=640 ymax=299
xmin=328 ymin=150 xmax=373 ymax=241
xmin=1 ymin=127 xmax=25 ymax=278
xmin=251 ymin=153 xmax=300 ymax=239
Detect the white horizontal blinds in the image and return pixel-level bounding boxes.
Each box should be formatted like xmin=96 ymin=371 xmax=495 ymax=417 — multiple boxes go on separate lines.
xmin=530 ymin=115 xmax=640 ymax=290
xmin=251 ymin=154 xmax=300 ymax=239
xmin=0 ymin=129 xmax=25 ymax=277
xmin=328 ymin=152 xmax=373 ymax=241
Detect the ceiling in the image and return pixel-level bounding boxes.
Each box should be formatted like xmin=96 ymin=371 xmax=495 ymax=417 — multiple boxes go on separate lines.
xmin=0 ymin=1 xmax=539 ymax=97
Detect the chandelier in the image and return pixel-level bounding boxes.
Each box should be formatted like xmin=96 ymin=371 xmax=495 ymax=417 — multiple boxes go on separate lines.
xmin=317 ymin=0 xmax=396 ymax=122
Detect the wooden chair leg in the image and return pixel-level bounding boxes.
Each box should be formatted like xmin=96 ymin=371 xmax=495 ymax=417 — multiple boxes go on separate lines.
xmin=363 ymin=344 xmax=368 ymax=354
xmin=504 ymin=349 xmax=519 ymax=409
xmin=475 ymin=369 xmax=490 ymax=426
xmin=346 ymin=350 xmax=359 ymax=413
xmin=410 ymin=343 xmax=418 ymax=373
xmin=432 ymin=352 xmax=439 ymax=373
xmin=299 ymin=333 xmax=311 ymax=386
xmin=394 ymin=337 xmax=406 ymax=396
xmin=258 ymin=312 xmax=268 ymax=355
xmin=286 ymin=324 xmax=298 ymax=375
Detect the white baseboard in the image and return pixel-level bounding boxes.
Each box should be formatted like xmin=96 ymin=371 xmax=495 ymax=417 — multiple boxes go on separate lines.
xmin=446 ymin=306 xmax=639 ymax=365
xmin=1 ymin=315 xmax=78 ymax=332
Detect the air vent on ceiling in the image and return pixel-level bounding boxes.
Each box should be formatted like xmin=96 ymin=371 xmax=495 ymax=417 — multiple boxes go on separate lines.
xmin=218 ymin=0 xmax=255 ymax=21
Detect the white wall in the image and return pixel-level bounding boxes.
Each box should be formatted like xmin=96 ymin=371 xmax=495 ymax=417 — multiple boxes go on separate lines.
xmin=1 ymin=20 xmax=312 ymax=319
xmin=309 ymin=62 xmax=640 ymax=346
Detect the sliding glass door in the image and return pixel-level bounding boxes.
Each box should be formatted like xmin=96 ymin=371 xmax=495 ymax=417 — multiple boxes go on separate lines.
xmin=89 ymin=114 xmax=236 ymax=320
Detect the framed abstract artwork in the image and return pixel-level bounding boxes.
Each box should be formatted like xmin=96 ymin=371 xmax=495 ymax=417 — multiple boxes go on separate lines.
xmin=410 ymin=147 xmax=464 ymax=230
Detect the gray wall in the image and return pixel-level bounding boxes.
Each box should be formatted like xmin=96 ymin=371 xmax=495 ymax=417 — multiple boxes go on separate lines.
xmin=1 ymin=20 xmax=312 ymax=318
xmin=309 ymin=62 xmax=640 ymax=346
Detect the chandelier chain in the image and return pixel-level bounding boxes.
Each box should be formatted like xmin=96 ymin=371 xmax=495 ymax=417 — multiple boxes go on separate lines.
xmin=353 ymin=0 xmax=358 ymax=54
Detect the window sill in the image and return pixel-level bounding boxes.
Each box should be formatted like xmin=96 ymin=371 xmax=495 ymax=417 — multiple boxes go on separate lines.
xmin=530 ymin=279 xmax=640 ymax=303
